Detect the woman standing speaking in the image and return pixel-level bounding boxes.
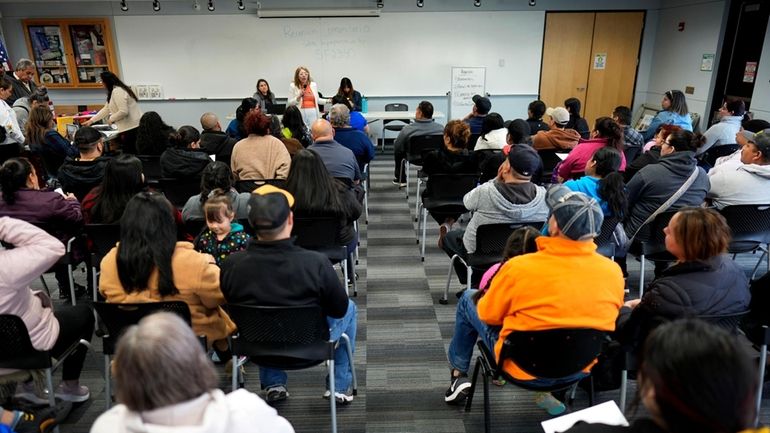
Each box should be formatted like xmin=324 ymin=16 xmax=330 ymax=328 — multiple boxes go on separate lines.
xmin=287 ymin=66 xmax=329 ymax=128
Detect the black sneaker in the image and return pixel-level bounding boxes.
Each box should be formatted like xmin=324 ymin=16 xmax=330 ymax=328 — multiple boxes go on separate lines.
xmin=265 ymin=385 xmax=289 ymax=403
xmin=444 ymin=375 xmax=471 ymax=405
xmin=13 ymin=401 xmax=72 ymax=433
xmin=58 ymin=283 xmax=88 ymax=300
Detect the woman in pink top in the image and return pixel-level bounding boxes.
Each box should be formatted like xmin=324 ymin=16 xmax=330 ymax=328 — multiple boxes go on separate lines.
xmin=557 ymin=117 xmax=626 ymax=182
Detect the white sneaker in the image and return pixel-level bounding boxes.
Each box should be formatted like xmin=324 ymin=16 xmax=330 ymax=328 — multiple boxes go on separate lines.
xmin=323 ymin=390 xmax=354 ymax=404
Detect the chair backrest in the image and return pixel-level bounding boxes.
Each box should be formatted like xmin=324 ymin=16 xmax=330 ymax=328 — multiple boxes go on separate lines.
xmin=136 ymin=155 xmax=163 ymax=181
xmin=384 ymin=103 xmax=410 ymax=127
xmin=292 ymin=216 xmax=341 ymax=249
xmin=406 ymin=135 xmax=443 ymax=165
xmin=499 ymin=328 xmax=605 ymax=379
xmin=93 ymin=301 xmax=193 ymax=355
xmin=184 ymin=219 xmax=207 ymax=239
xmin=697 ymin=311 xmax=750 ymax=333
xmin=0 ymin=315 xmax=51 ymax=370
xmin=594 ymin=215 xmax=620 ymax=252
xmin=719 ymin=204 xmax=770 ymax=245
xmin=470 ymin=222 xmax=544 ymax=263
xmin=425 ymin=173 xmax=479 ymax=201
xmin=84 ymin=223 xmax=121 ymax=263
xmin=624 ymin=146 xmax=641 ymax=165
xmin=235 ymin=178 xmax=287 ymax=194
xmin=385 ymin=103 xmax=408 ymax=112
xmin=157 ymin=178 xmax=202 ymax=208
xmin=703 ymin=144 xmax=740 ymax=167
xmin=633 ymin=209 xmax=678 ymax=247
xmin=467 ymin=133 xmax=481 ymax=151
xmin=226 ymin=303 xmax=333 ymax=366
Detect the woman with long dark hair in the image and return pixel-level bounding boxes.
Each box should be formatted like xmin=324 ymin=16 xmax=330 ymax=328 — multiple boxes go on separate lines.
xmin=82 ymin=154 xmax=145 ymax=224
xmin=253 ymin=78 xmax=276 ymax=113
xmin=84 ymin=71 xmax=142 ymax=153
xmin=25 ymin=105 xmax=78 ymax=178
xmin=563 ymin=97 xmax=590 ymax=139
xmin=641 ymin=90 xmax=692 ymax=141
xmin=281 ymin=105 xmax=312 ymax=148
xmin=98 ymin=191 xmax=235 ymax=356
xmin=336 ymin=77 xmax=363 ymax=112
xmin=564 ymin=147 xmax=627 ymax=217
xmin=160 ymin=125 xmax=210 ymax=179
xmin=226 ymin=97 xmax=258 ymax=141
xmin=134 ymin=111 xmax=175 ymax=155
xmin=557 ymin=117 xmax=626 ymax=182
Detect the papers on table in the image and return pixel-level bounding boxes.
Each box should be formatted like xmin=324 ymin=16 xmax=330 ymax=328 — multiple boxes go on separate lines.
xmin=556 ymin=153 xmax=569 ymax=161
xmin=541 ymin=400 xmax=628 ymax=433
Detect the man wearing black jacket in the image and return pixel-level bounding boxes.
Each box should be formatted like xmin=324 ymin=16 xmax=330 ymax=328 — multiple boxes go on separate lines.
xmin=7 ymin=59 xmax=38 ymax=105
xmin=199 ymin=112 xmax=238 ymax=167
xmin=220 ymin=185 xmax=357 ymax=405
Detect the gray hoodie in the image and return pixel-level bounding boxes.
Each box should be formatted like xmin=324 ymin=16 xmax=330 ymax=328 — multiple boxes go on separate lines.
xmin=12 ymin=97 xmax=31 ymax=132
xmin=708 ymin=156 xmax=770 ymax=209
xmin=462 ymin=179 xmax=549 ymax=253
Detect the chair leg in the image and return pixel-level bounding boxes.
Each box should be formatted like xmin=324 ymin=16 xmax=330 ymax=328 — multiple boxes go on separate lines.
xmin=639 ymin=254 xmax=646 ymax=298
xmin=420 ymin=207 xmax=427 ymax=261
xmin=482 ymin=369 xmax=491 ymax=433
xmin=45 ymin=368 xmax=56 ymax=408
xmin=589 ymin=375 xmax=595 ymax=407
xmin=342 ymin=258 xmax=349 ymax=296
xmin=329 ymin=359 xmax=338 ymax=433
xmin=231 ymin=354 xmax=238 ymax=392
xmin=756 ymin=340 xmax=767 ymax=427
xmin=467 ymin=266 xmax=472 ymax=292
xmin=348 ymin=251 xmax=357 ymax=297
xmin=340 ymin=333 xmax=357 ymax=395
xmin=414 ymin=178 xmax=422 ymax=222
xmin=104 ymin=354 xmax=111 ymax=410
xmin=465 ymin=356 xmax=483 ymax=412
xmin=443 ymin=255 xmax=463 ymax=305
xmin=619 ymin=369 xmax=628 ymax=413
xmin=68 ymin=262 xmax=76 ymax=306
xmin=39 ymin=276 xmax=50 ymax=298
xmin=405 ymin=161 xmax=410 ymax=198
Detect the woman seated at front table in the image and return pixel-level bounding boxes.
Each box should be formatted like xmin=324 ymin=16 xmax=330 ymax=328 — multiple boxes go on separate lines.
xmin=90 ymin=312 xmax=294 ymax=433
xmin=615 ymin=207 xmax=751 ymax=353
xmin=98 ymin=191 xmax=235 ymax=360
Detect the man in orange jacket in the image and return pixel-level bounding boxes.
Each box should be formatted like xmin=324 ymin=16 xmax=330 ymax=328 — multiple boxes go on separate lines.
xmin=444 ymin=185 xmax=625 ymax=415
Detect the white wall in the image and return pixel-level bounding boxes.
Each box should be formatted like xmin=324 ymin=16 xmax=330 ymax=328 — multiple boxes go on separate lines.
xmin=750 ymin=21 xmax=770 ymax=121
xmin=641 ymin=0 xmax=726 ymax=131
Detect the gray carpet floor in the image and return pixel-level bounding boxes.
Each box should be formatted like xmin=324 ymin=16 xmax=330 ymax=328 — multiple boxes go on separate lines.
xmin=24 ymin=148 xmax=770 ymax=432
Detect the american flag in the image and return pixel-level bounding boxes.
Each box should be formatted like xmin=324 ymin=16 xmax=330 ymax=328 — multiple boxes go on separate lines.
xmin=0 ymin=36 xmax=9 ymax=73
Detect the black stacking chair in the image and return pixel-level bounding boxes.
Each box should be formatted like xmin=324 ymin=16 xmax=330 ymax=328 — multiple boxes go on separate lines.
xmin=226 ymin=304 xmax=356 ymax=433
xmin=418 ymin=173 xmax=479 ymax=261
xmin=627 ymin=210 xmax=678 ymax=297
xmin=624 ymin=145 xmax=641 ymax=165
xmin=380 ymin=103 xmax=409 ymax=150
xmin=157 ymin=177 xmax=202 ymax=209
xmin=93 ymin=301 xmax=198 ymax=410
xmin=701 ymin=144 xmax=740 ymax=167
xmin=292 ymin=216 xmax=357 ymax=296
xmin=84 ymin=223 xmax=121 ymax=300
xmin=441 ymin=221 xmax=544 ymax=304
xmin=235 ymin=178 xmax=287 ymax=193
xmin=184 ymin=219 xmax=207 ymax=240
xmin=754 ymin=325 xmax=769 ymax=426
xmin=467 ymin=133 xmax=481 ymax=151
xmin=465 ymin=328 xmax=604 ymax=433
xmin=594 ymin=215 xmax=621 ymax=258
xmin=719 ymin=204 xmax=770 ymax=280
xmin=401 ymin=134 xmax=443 ymax=201
xmin=136 ymin=155 xmax=162 ymax=181
xmin=0 ymin=315 xmax=91 ymax=414
xmin=537 ymin=149 xmax=567 ymax=184
xmin=31 ymin=222 xmax=79 ymax=305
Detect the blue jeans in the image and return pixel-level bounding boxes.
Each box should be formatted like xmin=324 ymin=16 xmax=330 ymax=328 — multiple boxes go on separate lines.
xmin=260 ymin=300 xmax=357 ymax=393
xmin=447 ymin=290 xmax=589 ymax=389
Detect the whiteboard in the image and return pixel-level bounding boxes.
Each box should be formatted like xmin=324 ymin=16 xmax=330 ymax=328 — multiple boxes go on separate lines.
xmin=113 ymin=11 xmax=544 ymax=99
xmin=449 ymin=66 xmax=485 ymax=120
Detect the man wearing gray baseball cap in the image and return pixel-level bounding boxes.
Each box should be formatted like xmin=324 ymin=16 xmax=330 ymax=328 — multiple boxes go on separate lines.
xmin=444 ymin=184 xmax=625 ymax=415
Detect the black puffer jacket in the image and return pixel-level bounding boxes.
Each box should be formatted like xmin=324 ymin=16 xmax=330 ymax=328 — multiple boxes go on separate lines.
xmin=616 ymin=254 xmax=751 ymax=351
xmin=159 ymin=148 xmax=211 ymax=179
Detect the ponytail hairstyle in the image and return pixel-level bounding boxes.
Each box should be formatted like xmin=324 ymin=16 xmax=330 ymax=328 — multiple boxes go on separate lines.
xmin=593 ymin=116 xmax=625 ymax=152
xmin=198 ymin=161 xmax=234 ymax=205
xmin=666 ymin=129 xmax=706 ymax=153
xmin=592 ymin=147 xmax=628 ymax=217
xmin=168 ymin=125 xmax=200 ymax=149
xmin=0 ymin=157 xmax=33 ymax=205
xmin=203 ymin=189 xmax=234 ymax=224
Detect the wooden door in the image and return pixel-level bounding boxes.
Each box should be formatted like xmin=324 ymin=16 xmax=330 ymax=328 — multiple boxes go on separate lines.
xmin=583 ymin=12 xmax=645 ymax=127
xmin=539 ymin=13 xmax=595 ymax=111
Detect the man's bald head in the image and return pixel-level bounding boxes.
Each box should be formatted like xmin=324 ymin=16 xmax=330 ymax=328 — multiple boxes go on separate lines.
xmin=200 ymin=112 xmax=220 ymax=132
xmin=311 ymin=119 xmax=334 ymax=142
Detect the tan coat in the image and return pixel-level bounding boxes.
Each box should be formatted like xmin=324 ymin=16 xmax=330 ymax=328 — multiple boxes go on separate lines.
xmin=231 ymin=134 xmax=291 ymax=180
xmin=532 ymin=127 xmax=581 ymax=151
xmin=90 ymin=86 xmax=142 ymax=133
xmin=99 ymin=242 xmax=236 ymax=345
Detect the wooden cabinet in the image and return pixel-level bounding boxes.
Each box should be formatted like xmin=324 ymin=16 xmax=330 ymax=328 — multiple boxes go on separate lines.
xmin=23 ymin=19 xmax=118 ymax=89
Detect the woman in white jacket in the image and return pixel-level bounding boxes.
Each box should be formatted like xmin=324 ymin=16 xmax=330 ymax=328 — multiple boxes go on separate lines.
xmin=0 ymin=77 xmax=25 ymax=161
xmin=287 ymin=66 xmax=329 ymax=128
xmin=84 ymin=71 xmax=142 ymax=153
xmin=90 ymin=312 xmax=294 ymax=433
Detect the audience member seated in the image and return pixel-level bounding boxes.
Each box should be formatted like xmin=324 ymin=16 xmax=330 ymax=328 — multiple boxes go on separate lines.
xmin=328 ymin=103 xmax=374 ymax=171
xmin=557 ymin=117 xmax=626 ymax=182
xmin=98 ymin=192 xmax=235 ymax=360
xmin=564 ymin=97 xmax=590 ymax=139
xmin=336 ymin=77 xmax=363 ymax=112
xmin=226 ymin=97 xmax=258 ymax=141
xmin=708 ymin=128 xmax=770 ymax=208
xmin=526 ymin=99 xmax=550 ymax=134
xmin=0 ymin=217 xmax=93 ymax=404
xmin=134 ymin=111 xmax=175 ymax=156
xmin=220 ymin=186 xmax=357 ymax=404
xmin=443 ymin=186 xmax=624 ymax=416
xmin=615 ymin=207 xmax=751 ymax=353
xmin=474 ymin=113 xmax=507 ymax=150
xmin=270 ymin=115 xmax=302 ymax=157
xmin=475 ymin=226 xmax=540 ymax=298
xmin=479 ymin=119 xmax=540 ymax=183
xmin=743 ymin=118 xmax=770 ymax=133
xmin=82 ymin=154 xmax=145 ymax=224
xmin=441 ymin=145 xmax=548 ymax=287
xmin=308 ymin=119 xmax=361 ymax=183
xmin=230 ymin=111 xmax=291 ymax=181
xmin=531 ymin=106 xmax=580 ymax=151
xmin=90 ymin=312 xmax=294 ymax=433
xmin=563 ymin=147 xmax=627 ymax=218
xmin=612 ymin=105 xmax=644 ymax=150
xmin=422 ymin=120 xmax=478 ymax=240
xmin=286 ymin=149 xmax=362 ymax=266
xmin=699 ymin=98 xmax=745 ymax=155
xmin=392 ymin=100 xmax=444 ymax=186
xmin=182 ymin=161 xmax=250 ymax=222
xmin=330 ymin=95 xmax=367 ymax=132
xmin=641 ymin=90 xmax=692 ymax=141
xmin=625 ymin=124 xmax=681 ymax=182
xmin=463 ymin=94 xmax=491 ymax=135
xmin=0 ymin=157 xmax=83 ymax=298
xmin=57 ymin=126 xmax=110 ymax=199
xmin=199 ymin=112 xmax=238 ymax=167
xmin=193 ymin=190 xmax=251 ymax=266
xmin=564 ymin=319 xmax=756 ymax=433
xmin=25 ymin=106 xmax=77 ymax=179
xmin=12 ymin=87 xmax=48 ymax=132
xmin=624 ymin=130 xmax=709 ymax=240
xmin=160 ymin=125 xmax=210 ymax=179
xmin=281 ymin=105 xmax=312 ymax=148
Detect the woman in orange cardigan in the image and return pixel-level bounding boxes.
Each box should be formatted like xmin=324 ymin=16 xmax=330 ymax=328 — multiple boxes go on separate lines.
xmin=99 ymin=191 xmax=235 ymax=357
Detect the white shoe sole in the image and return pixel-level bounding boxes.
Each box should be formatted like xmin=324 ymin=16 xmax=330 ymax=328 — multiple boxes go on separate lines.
xmin=444 ymin=381 xmax=471 ymax=404
xmin=323 ymin=390 xmax=354 ymax=404
xmin=55 ymin=391 xmax=90 ymax=403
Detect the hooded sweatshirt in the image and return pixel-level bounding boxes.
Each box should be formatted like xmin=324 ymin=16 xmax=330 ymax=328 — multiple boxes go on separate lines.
xmin=707 ymin=158 xmax=770 ymax=209
xmin=11 ymin=97 xmax=31 ymax=131
xmin=89 ymin=389 xmax=295 ymax=433
xmin=160 ymin=148 xmax=211 ymax=179
xmin=625 ymin=151 xmax=710 ymax=237
xmin=462 ymin=179 xmax=549 ymax=253
xmin=532 ymin=127 xmax=581 ymax=151
xmin=57 ymin=156 xmax=110 ymax=196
